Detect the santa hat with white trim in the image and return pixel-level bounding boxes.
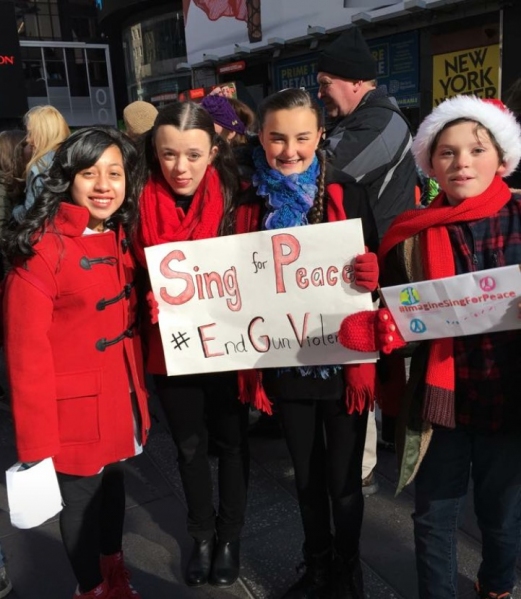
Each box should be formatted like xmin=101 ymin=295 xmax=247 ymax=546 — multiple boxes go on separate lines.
xmin=412 ymin=95 xmax=521 ymax=177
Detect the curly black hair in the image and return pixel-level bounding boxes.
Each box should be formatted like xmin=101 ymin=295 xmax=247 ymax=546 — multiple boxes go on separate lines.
xmin=4 ymin=126 xmax=139 ymax=263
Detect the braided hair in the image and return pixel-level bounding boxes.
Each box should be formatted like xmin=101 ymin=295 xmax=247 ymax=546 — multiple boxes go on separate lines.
xmin=307 ymin=150 xmax=327 ymax=224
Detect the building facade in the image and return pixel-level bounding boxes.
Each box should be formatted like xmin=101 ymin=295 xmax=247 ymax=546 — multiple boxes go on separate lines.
xmin=98 ymin=0 xmax=191 ymax=117
xmin=3 ymin=0 xmax=521 ymax=129
xmin=97 ymin=0 xmax=521 ymax=129
xmin=0 ymin=0 xmax=116 ymax=129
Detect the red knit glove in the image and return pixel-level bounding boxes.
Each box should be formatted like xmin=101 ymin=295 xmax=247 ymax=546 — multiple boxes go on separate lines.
xmin=339 ymin=308 xmax=406 ymax=354
xmin=146 ymin=290 xmax=159 ymax=325
xmin=353 ymin=251 xmax=379 ymax=292
xmin=377 ymin=309 xmax=406 ymax=354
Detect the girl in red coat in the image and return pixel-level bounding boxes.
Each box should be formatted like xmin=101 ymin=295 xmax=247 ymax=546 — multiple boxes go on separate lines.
xmin=134 ymin=101 xmax=248 ymax=588
xmin=3 ymin=127 xmax=150 ymax=599
xmin=235 ymin=89 xmax=379 ymax=599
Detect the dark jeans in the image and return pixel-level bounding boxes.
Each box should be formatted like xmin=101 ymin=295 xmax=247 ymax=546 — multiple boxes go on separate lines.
xmin=154 ymin=372 xmax=249 ymax=542
xmin=57 ymin=463 xmax=125 ymax=593
xmin=278 ymin=398 xmax=368 ymax=558
xmin=414 ymin=427 xmax=521 ymax=598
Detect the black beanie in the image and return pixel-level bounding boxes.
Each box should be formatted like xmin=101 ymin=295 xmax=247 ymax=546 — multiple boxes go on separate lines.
xmin=317 ymin=26 xmax=377 ymax=81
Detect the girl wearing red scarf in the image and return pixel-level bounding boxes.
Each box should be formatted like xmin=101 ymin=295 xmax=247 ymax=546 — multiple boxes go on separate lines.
xmin=340 ymin=96 xmax=521 ymax=599
xmin=133 ymin=101 xmax=247 ymax=588
xmin=235 ymin=89 xmax=379 ymax=599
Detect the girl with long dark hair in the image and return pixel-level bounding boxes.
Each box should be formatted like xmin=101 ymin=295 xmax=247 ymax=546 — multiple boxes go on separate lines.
xmin=134 ymin=101 xmax=248 ymax=588
xmin=3 ymin=126 xmax=150 ymax=599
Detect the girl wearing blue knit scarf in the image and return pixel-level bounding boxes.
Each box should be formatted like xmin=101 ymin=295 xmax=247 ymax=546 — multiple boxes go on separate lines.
xmin=247 ymin=88 xmax=371 ymax=599
xmin=252 ymin=144 xmax=340 ymax=382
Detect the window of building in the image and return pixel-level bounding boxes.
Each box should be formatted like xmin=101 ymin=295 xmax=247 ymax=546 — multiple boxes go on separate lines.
xmin=122 ymin=10 xmax=188 ymax=104
xmin=125 ymin=11 xmax=187 ymax=75
xmin=44 ymin=46 xmax=66 ymax=86
xmin=15 ymin=0 xmax=98 ymax=40
xmin=71 ymin=16 xmax=97 ymax=40
xmin=16 ymin=0 xmax=60 ymax=39
xmin=87 ymin=48 xmax=108 ymax=87
xmin=65 ymin=48 xmax=89 ymax=96
xmin=20 ymin=41 xmax=116 ymax=127
xmin=20 ymin=45 xmax=47 ymax=97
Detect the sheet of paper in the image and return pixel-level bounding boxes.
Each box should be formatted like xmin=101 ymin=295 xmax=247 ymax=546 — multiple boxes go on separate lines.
xmin=145 ymin=219 xmax=378 ymax=376
xmin=6 ymin=458 xmax=63 ymax=529
xmin=380 ymin=265 xmax=521 ymax=342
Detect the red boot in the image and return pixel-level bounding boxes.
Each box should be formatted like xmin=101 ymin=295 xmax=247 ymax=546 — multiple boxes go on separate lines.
xmin=100 ymin=552 xmax=141 ymax=599
xmin=73 ymin=580 xmax=114 ymax=598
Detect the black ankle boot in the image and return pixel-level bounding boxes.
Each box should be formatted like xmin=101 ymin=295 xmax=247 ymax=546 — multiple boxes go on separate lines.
xmin=281 ymin=548 xmax=333 ymax=599
xmin=208 ymin=539 xmax=240 ymax=587
xmin=185 ymin=537 xmax=215 ymax=586
xmin=333 ymin=552 xmax=364 ymax=599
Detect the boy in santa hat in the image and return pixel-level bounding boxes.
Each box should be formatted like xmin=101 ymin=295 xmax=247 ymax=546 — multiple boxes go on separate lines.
xmin=340 ymin=95 xmax=521 ymax=599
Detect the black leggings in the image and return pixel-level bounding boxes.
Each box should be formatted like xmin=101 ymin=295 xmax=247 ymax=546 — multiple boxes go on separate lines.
xmin=154 ymin=372 xmax=250 ymax=542
xmin=278 ymin=398 xmax=368 ymax=558
xmin=57 ymin=463 xmax=125 ymax=593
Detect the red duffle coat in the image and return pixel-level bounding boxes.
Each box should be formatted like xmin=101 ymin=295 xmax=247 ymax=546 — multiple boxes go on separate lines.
xmin=3 ymin=203 xmax=150 ymax=476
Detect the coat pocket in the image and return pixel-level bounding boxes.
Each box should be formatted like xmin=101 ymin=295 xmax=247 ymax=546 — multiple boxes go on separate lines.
xmin=55 ymin=370 xmax=102 ymax=445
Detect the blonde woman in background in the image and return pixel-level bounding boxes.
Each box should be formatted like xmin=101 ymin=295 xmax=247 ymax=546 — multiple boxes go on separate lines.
xmin=12 ymin=105 xmax=70 ymax=223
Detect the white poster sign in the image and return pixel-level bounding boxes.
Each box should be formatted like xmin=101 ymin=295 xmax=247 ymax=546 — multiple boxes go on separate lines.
xmin=183 ymin=0 xmax=401 ymax=66
xmin=145 ymin=220 xmax=377 ymax=376
xmin=380 ymin=265 xmax=521 ymax=342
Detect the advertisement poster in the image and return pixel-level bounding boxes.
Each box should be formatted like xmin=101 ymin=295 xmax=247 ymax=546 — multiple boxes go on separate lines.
xmin=273 ymin=54 xmax=320 ymax=98
xmin=145 ymin=220 xmax=378 ymax=376
xmin=432 ymin=44 xmax=500 ymax=106
xmin=380 ymin=265 xmax=521 ymax=342
xmin=367 ymin=31 xmax=419 ymax=108
xmin=272 ymin=31 xmax=419 ymax=106
xmin=182 ymin=0 xmax=400 ymax=65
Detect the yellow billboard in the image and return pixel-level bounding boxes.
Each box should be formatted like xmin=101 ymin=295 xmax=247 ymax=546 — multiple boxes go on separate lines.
xmin=432 ymin=44 xmax=500 ymax=106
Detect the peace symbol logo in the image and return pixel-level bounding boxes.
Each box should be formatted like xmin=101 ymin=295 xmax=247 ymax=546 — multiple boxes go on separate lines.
xmin=479 ymin=276 xmax=496 ymax=292
xmin=410 ymin=319 xmax=427 ymax=334
xmin=400 ymin=286 xmax=420 ymax=306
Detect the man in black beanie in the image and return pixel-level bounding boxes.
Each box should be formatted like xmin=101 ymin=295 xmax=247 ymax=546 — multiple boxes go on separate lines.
xmin=317 ymin=25 xmax=417 ymax=240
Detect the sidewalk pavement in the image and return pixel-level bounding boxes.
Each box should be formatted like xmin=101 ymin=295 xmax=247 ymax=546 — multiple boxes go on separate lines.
xmin=0 ymin=391 xmax=520 ymax=599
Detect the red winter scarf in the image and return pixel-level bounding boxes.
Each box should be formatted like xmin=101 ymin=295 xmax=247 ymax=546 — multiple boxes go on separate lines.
xmin=135 ymin=166 xmax=224 ymax=266
xmin=236 ymin=183 xmax=376 ymax=416
xmin=378 ymin=175 xmax=512 ymax=428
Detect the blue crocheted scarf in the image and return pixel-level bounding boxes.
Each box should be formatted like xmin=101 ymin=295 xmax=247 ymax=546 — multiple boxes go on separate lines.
xmin=252 ymin=145 xmax=319 ymax=230
xmin=252 ymin=145 xmax=341 ymax=380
